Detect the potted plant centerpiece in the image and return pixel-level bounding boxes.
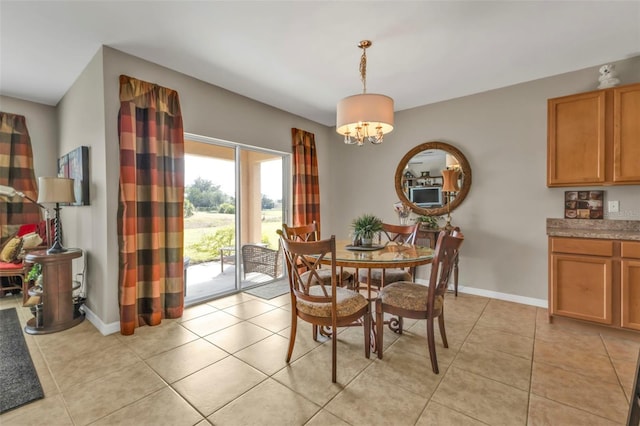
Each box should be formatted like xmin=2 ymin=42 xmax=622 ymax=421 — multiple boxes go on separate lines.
xmin=415 ymin=215 xmax=442 ymax=230
xmin=352 ymin=214 xmax=383 ymax=247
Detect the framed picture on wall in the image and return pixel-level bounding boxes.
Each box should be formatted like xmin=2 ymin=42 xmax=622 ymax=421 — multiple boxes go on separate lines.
xmin=58 ymin=146 xmax=90 ymax=206
xmin=564 ymin=190 xmax=603 ymax=219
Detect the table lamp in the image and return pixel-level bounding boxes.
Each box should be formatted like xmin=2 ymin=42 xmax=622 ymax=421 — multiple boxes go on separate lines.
xmin=37 ymin=177 xmax=76 ymax=254
xmin=441 ymin=169 xmax=460 ymax=230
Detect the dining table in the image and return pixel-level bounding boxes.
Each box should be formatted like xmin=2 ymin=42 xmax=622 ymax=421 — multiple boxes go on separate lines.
xmin=314 ymin=240 xmax=435 ymax=350
xmin=330 ymin=239 xmax=435 ymax=300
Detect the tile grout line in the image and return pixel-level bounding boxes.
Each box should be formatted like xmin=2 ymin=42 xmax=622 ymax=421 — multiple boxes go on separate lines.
xmin=415 ymin=295 xmax=492 ymax=425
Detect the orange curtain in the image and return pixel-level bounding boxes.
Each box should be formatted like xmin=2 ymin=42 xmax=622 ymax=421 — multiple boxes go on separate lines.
xmin=291 ymin=128 xmax=320 ymax=232
xmin=0 ymin=112 xmax=41 ymax=243
xmin=117 ymin=75 xmax=185 ymax=335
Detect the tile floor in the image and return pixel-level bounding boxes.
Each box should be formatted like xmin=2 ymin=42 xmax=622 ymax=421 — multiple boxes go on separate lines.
xmin=0 ymin=290 xmax=639 ymax=425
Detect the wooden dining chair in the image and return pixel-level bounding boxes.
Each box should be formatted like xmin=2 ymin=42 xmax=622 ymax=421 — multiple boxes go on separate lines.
xmin=282 ymin=222 xmax=354 ymax=288
xmin=277 ymin=230 xmax=370 ymax=382
xmin=357 ymin=222 xmax=419 ymax=289
xmin=375 ymin=228 xmax=464 ymax=374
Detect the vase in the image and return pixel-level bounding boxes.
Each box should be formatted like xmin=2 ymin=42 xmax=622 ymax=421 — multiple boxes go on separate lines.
xmin=361 ymin=237 xmax=373 ymax=247
xmin=399 ymin=215 xmax=410 ymax=225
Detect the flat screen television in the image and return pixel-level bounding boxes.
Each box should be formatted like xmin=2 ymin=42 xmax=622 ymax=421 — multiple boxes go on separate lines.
xmin=410 ymin=186 xmax=443 ymax=207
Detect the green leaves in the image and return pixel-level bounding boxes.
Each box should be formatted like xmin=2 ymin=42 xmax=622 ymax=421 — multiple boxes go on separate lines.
xmin=352 ymin=214 xmax=383 ymax=239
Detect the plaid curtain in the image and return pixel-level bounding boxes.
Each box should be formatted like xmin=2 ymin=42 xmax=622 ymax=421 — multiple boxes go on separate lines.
xmin=0 ymin=112 xmax=41 ymax=244
xmin=291 ymin=128 xmax=320 ymax=232
xmin=118 ymin=75 xmax=185 ymax=335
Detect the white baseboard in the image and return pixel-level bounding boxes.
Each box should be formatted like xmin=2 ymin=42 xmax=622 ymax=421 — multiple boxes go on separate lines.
xmin=82 ymin=305 xmax=120 ymax=335
xmin=412 ymin=279 xmax=548 ymax=308
xmin=456 ymin=285 xmax=548 ymax=308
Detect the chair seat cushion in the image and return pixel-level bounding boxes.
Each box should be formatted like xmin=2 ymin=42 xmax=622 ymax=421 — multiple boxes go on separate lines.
xmin=296 ymin=286 xmax=368 ymax=318
xmin=378 ymin=281 xmax=443 ymax=312
xmin=301 ymin=269 xmax=354 ymax=287
xmin=358 ymin=268 xmax=411 ymax=287
xmin=0 ymin=261 xmax=25 ymax=271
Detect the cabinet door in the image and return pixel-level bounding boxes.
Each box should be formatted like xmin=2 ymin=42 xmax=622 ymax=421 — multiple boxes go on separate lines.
xmin=551 ymin=253 xmax=613 ymax=324
xmin=621 ymin=259 xmax=640 ymax=330
xmin=613 ymin=83 xmax=640 ymax=183
xmin=547 ymin=91 xmax=606 ymax=186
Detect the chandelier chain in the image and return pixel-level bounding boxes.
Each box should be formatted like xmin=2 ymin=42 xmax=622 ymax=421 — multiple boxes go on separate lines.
xmin=359 ymin=46 xmax=367 ymax=94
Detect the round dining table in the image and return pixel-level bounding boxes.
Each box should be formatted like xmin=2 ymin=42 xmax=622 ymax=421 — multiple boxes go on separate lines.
xmin=330 ymin=240 xmax=435 ymax=299
xmin=313 ymin=240 xmax=435 ymax=349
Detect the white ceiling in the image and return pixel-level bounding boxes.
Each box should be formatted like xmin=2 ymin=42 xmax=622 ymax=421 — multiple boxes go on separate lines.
xmin=1 ymin=1 xmax=638 ymax=126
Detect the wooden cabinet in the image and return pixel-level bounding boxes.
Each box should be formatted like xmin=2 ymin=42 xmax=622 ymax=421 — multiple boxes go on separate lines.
xmin=547 ymin=82 xmax=640 ymax=187
xmin=549 ymin=237 xmax=640 ymax=331
xmin=621 ymin=241 xmax=640 ymax=330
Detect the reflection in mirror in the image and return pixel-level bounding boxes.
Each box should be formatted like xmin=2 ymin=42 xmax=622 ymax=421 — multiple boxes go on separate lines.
xmin=395 ymin=142 xmax=472 ymax=218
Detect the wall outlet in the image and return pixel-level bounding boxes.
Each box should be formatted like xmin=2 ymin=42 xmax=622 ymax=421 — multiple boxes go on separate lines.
xmin=608 ymin=200 xmax=620 ymax=213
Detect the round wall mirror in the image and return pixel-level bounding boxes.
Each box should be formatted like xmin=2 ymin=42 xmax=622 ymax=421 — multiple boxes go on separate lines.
xmin=394 ymin=141 xmax=472 ymax=217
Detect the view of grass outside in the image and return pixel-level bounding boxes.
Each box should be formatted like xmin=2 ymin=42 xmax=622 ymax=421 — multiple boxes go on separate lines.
xmin=184 ymin=208 xmax=282 ymax=264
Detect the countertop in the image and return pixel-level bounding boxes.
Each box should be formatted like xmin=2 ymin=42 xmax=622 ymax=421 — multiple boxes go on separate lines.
xmin=546 ymin=219 xmax=640 ymax=241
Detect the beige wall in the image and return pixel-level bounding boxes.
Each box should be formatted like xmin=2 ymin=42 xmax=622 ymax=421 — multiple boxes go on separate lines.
xmin=56 ymin=49 xmax=107 ymax=322
xmin=4 ymin=47 xmax=639 ymax=331
xmin=326 ymin=56 xmax=640 ymax=301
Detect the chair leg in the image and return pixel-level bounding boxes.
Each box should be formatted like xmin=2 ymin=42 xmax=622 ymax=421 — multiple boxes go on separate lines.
xmin=364 ymin=310 xmax=371 ymax=359
xmin=454 ymin=256 xmax=459 ymax=297
xmin=438 ymin=313 xmax=448 ymax=348
xmin=312 ymin=324 xmax=318 ymax=341
xmin=286 ymin=312 xmax=297 ymax=362
xmin=427 ymin=317 xmax=439 ymax=374
xmin=331 ymin=325 xmax=337 ymax=383
xmin=376 ymin=300 xmax=384 ymax=359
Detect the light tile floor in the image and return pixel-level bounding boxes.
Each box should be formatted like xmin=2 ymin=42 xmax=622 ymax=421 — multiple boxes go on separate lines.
xmin=1 ymin=290 xmax=639 ymax=425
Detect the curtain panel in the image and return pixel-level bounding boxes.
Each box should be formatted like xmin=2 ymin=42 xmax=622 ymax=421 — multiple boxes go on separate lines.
xmin=0 ymin=112 xmax=41 ymax=243
xmin=118 ymin=75 xmax=185 ymax=335
xmin=291 ymin=128 xmax=320 ymax=233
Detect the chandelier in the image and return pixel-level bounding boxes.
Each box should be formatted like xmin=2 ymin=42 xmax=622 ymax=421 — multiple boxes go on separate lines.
xmin=336 ymin=40 xmax=394 ymax=146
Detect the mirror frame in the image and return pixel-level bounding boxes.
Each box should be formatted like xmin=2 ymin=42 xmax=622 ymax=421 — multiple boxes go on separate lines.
xmin=394 ymin=141 xmax=472 ymax=217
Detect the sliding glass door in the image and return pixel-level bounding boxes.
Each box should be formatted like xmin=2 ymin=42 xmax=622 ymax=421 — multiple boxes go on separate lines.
xmin=183 ymin=134 xmax=288 ymax=305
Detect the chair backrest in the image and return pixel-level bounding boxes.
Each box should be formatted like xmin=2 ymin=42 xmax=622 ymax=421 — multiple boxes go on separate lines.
xmin=282 ymin=221 xmax=320 ymax=242
xmin=277 ymin=229 xmax=336 ymax=304
xmin=381 ymin=222 xmax=419 ymax=245
xmin=427 ymin=227 xmax=464 ymax=308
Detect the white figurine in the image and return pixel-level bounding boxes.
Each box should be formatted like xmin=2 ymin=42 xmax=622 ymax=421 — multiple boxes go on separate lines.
xmin=597 ymin=64 xmax=620 ymax=89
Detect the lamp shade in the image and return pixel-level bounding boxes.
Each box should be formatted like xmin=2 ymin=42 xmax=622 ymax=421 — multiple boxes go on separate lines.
xmin=336 ymin=93 xmax=394 ymax=136
xmin=441 ymin=169 xmax=460 ymax=193
xmin=446 ymin=154 xmax=460 ymax=169
xmin=37 ymin=177 xmax=76 ymax=204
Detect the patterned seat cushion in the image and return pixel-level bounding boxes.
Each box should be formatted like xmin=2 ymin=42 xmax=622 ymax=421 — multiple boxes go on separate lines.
xmin=296 ymin=286 xmax=368 ymax=318
xmin=301 ymin=269 xmax=354 ymax=287
xmin=358 ymin=268 xmax=411 ymax=287
xmin=378 ymin=281 xmax=443 ymax=312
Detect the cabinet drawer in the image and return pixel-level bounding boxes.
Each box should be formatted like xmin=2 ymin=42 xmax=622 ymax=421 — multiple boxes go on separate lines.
xmin=621 ymin=241 xmax=640 ymax=259
xmin=551 ymin=237 xmax=614 ymax=257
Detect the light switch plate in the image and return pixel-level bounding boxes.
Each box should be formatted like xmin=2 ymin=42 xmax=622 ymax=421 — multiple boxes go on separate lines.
xmin=608 ymin=200 xmax=619 ymax=213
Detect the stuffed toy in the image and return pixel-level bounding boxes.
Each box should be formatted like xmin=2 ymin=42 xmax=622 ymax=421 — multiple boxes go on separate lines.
xmin=597 ymin=64 xmax=620 ymax=89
